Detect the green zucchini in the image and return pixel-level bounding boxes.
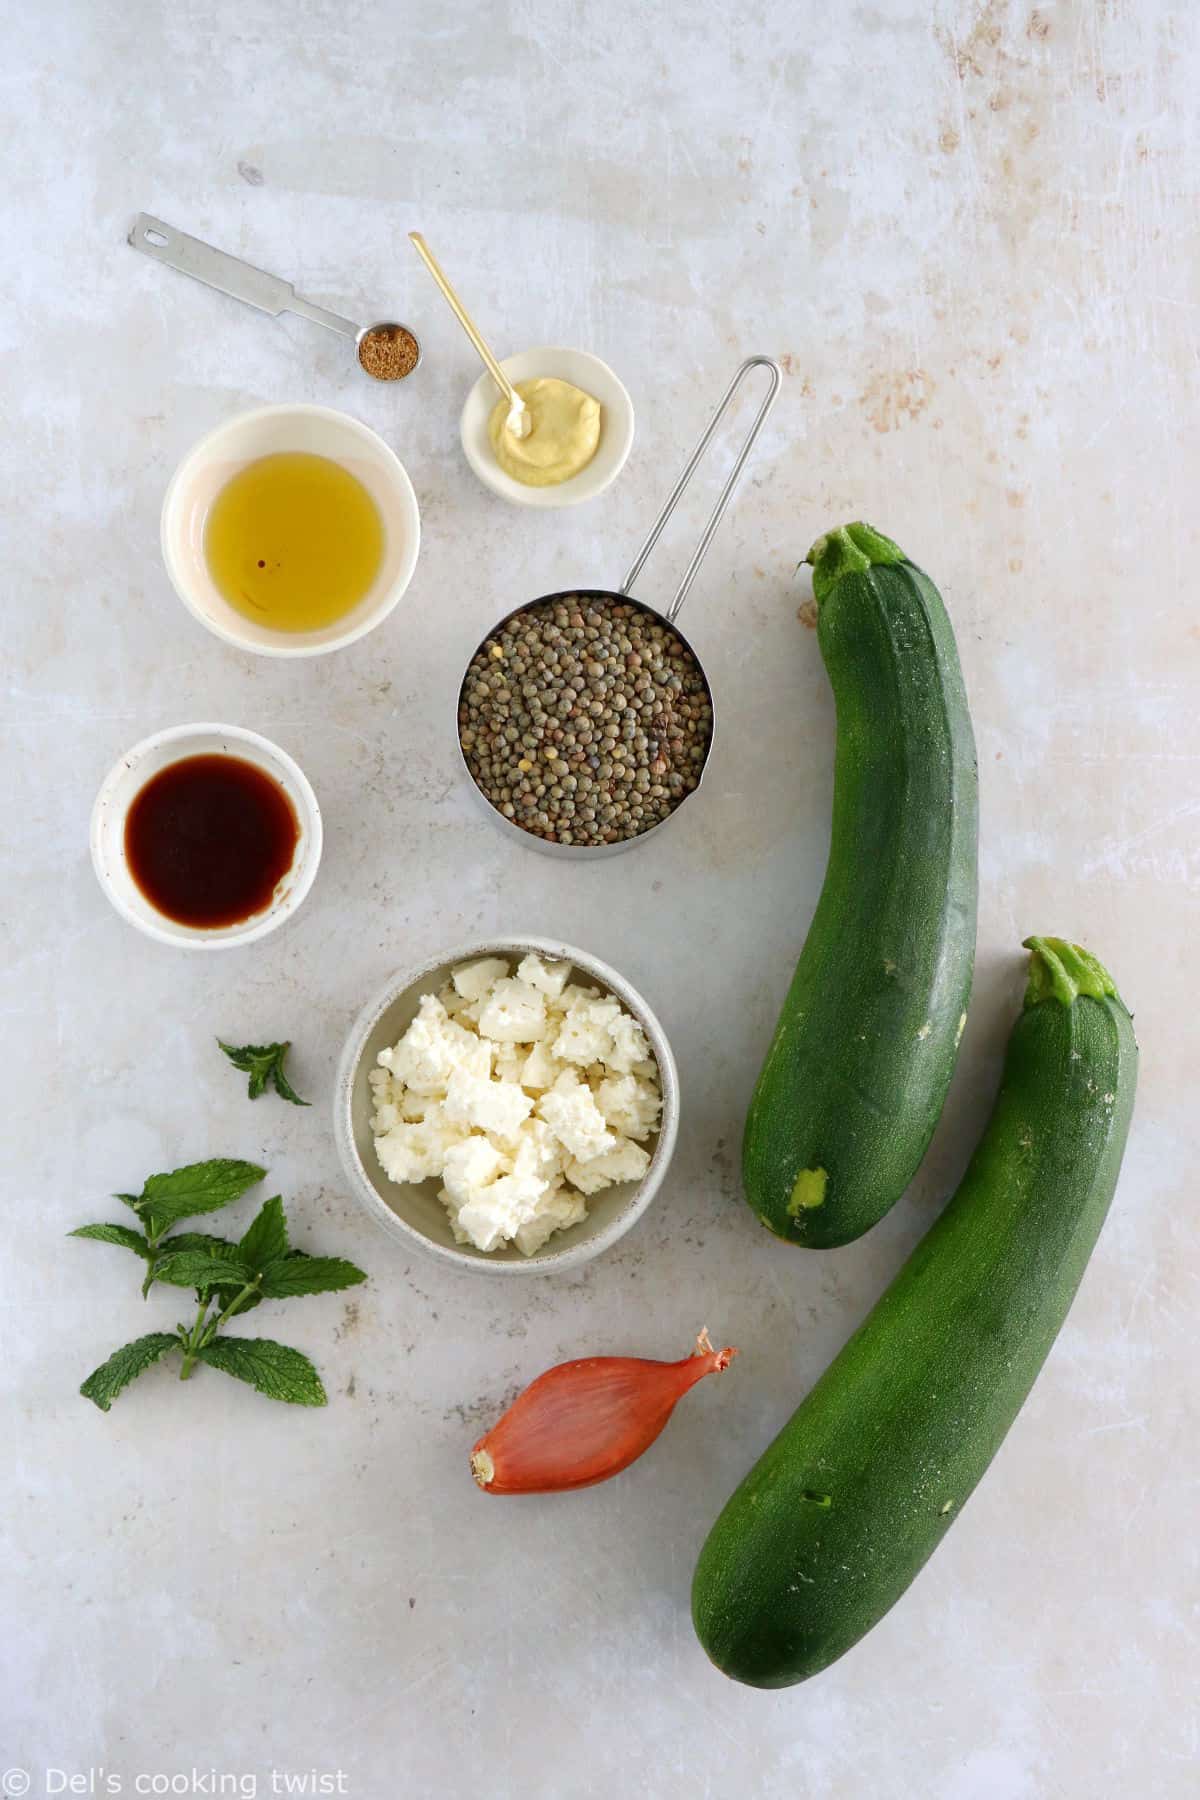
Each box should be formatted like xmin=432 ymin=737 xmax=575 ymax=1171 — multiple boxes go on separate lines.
xmin=743 ymin=523 xmax=978 ymax=1247
xmin=695 ymin=938 xmax=1138 ymax=1687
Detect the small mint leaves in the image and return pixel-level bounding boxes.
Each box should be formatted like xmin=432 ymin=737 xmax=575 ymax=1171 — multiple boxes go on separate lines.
xmin=218 ymin=1040 xmax=309 ymax=1106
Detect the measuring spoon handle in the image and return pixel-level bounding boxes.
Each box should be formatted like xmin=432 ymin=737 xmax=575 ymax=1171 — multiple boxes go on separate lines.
xmin=129 ymin=213 xmax=360 ymax=341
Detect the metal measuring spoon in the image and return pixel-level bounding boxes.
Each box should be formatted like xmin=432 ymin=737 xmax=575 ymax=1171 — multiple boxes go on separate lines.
xmin=129 ymin=213 xmax=421 ymax=381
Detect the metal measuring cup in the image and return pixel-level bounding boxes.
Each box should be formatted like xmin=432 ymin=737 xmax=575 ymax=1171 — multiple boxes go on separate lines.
xmin=456 ymin=355 xmax=782 ymax=859
xmin=129 ymin=213 xmax=421 ymax=380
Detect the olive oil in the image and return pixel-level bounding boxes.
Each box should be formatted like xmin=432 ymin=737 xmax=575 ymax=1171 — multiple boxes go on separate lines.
xmin=204 ymin=451 xmax=384 ymax=631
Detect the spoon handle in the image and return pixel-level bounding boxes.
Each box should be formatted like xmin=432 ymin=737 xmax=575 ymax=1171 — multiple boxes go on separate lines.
xmin=408 ymin=232 xmax=520 ymax=406
xmin=129 ymin=213 xmax=360 ymax=340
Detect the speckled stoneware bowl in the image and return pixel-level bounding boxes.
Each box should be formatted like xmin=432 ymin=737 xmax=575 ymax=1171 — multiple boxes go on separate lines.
xmin=334 ymin=936 xmax=679 ymax=1274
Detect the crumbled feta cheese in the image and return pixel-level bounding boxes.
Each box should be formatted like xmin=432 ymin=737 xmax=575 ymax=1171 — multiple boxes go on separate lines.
xmin=451 ymin=956 xmax=511 ymax=1002
xmin=381 ymin=994 xmax=489 ymax=1095
xmin=556 ymin=982 xmax=602 ymax=1014
xmin=443 ymin=1067 xmax=533 ymax=1145
xmin=510 ymin=1117 xmax=565 ymax=1183
xmin=516 ymin=953 xmax=573 ymax=1001
xmin=519 ymin=1040 xmax=561 ymax=1092
xmin=456 ymin=1166 xmax=555 ymax=1253
xmin=536 ymin=1070 xmax=616 ymax=1163
xmin=441 ymin=1136 xmax=509 ymax=1207
xmin=492 ymin=1039 xmax=528 ymax=1084
xmin=477 ymin=976 xmax=550 ymax=1043
xmin=552 ymin=995 xmax=622 ymax=1066
xmin=594 ymin=1073 xmax=662 ymax=1142
xmin=513 ymin=1183 xmax=587 ymax=1256
xmin=438 ymin=982 xmax=480 ymax=1028
xmin=374 ymin=1106 xmax=469 ymax=1185
xmin=368 ymin=1063 xmax=395 ymax=1102
xmin=566 ymin=1137 xmax=651 ymax=1195
xmin=370 ymin=955 xmax=661 ymax=1254
xmin=605 ymin=1010 xmax=652 ymax=1074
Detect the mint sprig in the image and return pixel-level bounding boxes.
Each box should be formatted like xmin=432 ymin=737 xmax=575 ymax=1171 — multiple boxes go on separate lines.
xmin=83 ymin=1159 xmax=267 ymax=1295
xmin=73 ymin=1161 xmax=365 ymax=1410
xmin=218 ymin=1040 xmax=309 ymax=1106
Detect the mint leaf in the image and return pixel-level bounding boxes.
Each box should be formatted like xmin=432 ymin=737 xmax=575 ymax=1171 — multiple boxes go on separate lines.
xmin=80 ymin=1333 xmax=180 ymax=1411
xmin=218 ymin=1247 xmax=310 ymax=1318
xmin=239 ymin=1196 xmax=288 ymax=1272
xmin=150 ymin=1231 xmax=253 ymax=1307
xmin=155 ymin=1231 xmax=241 ymax=1258
xmin=69 ymin=1223 xmax=150 ymax=1259
xmin=133 ymin=1159 xmax=266 ymax=1233
xmin=218 ymin=1039 xmax=277 ymax=1101
xmin=196 ymin=1336 xmax=326 ymax=1405
xmin=151 ymin=1230 xmax=268 ymax=1315
xmin=258 ymin=1255 xmax=366 ymax=1299
xmin=218 ymin=1040 xmax=310 ymax=1107
xmin=152 ymin=1250 xmax=253 ymax=1292
xmin=270 ymin=1061 xmax=308 ymax=1107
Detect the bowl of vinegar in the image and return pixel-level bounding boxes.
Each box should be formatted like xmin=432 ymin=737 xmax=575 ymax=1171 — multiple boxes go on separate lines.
xmin=161 ymin=404 xmax=421 ymax=657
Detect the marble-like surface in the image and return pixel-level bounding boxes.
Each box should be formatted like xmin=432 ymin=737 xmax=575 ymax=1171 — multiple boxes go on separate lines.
xmin=3 ymin=2 xmax=1198 ymax=1794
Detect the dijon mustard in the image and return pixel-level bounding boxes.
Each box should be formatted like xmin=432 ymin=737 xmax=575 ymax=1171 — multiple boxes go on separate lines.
xmin=488 ymin=377 xmax=602 ymax=487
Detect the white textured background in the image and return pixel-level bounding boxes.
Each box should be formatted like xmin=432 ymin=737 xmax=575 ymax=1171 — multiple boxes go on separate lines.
xmin=3 ymin=1 xmax=1198 ymax=1795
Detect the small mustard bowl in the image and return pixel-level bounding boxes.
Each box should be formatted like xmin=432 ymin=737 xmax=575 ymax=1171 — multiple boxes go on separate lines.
xmin=460 ymin=348 xmax=635 ymax=510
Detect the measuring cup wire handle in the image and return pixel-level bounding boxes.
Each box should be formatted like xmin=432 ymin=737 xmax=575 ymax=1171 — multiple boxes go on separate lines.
xmin=619 ymin=355 xmax=782 ymax=624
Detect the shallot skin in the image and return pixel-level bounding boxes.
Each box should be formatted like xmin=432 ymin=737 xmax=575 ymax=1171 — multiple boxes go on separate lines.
xmin=471 ymin=1334 xmax=737 ymax=1495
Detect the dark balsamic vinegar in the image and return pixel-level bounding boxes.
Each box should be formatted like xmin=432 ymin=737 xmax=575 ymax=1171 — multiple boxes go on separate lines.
xmin=124 ymin=754 xmax=299 ymax=928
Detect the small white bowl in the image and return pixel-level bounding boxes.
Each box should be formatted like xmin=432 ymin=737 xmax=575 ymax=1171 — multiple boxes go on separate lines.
xmin=161 ymin=404 xmax=421 ymax=657
xmin=460 ymin=348 xmax=634 ymax=509
xmin=334 ymin=937 xmax=678 ymax=1273
xmin=90 ymin=723 xmax=322 ymax=949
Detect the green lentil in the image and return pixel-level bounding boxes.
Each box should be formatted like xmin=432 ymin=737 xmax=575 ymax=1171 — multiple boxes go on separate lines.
xmin=459 ymin=596 xmax=713 ymax=847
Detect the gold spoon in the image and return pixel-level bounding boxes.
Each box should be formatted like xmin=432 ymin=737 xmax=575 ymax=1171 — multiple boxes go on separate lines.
xmin=408 ymin=232 xmax=530 ymax=437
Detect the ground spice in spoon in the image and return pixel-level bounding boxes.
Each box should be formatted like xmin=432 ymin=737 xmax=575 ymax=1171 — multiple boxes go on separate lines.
xmin=357 ymin=323 xmax=420 ymax=380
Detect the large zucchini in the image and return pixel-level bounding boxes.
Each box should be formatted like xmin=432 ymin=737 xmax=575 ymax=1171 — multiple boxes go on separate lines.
xmin=743 ymin=523 xmax=978 ymax=1247
xmin=695 ymin=938 xmax=1138 ymax=1687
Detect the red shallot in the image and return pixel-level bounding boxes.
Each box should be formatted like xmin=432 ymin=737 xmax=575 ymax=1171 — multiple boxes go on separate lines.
xmin=470 ymin=1328 xmax=737 ymax=1495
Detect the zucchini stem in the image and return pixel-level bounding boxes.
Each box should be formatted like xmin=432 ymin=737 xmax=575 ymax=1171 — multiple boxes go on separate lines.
xmin=806 ymin=522 xmax=907 ymax=604
xmin=1022 ymin=937 xmax=1120 ymax=1009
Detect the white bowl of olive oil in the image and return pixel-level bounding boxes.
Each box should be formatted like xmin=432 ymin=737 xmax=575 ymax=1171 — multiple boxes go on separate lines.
xmin=161 ymin=404 xmax=421 ymax=657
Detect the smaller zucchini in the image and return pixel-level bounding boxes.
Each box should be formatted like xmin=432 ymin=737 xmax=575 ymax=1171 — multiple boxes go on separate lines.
xmin=695 ymin=938 xmax=1138 ymax=1687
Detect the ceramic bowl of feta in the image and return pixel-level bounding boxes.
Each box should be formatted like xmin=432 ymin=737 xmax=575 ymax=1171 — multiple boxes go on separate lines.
xmin=334 ymin=938 xmax=679 ymax=1272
